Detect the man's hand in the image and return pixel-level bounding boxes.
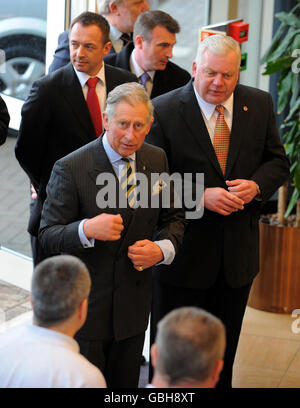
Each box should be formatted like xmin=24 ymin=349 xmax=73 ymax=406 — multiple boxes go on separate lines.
xmin=226 ymin=179 xmax=258 ymax=204
xmin=83 ymin=213 xmax=124 ymax=241
xmin=204 ymin=187 xmax=244 ymax=216
xmin=128 ymin=240 xmax=163 ymax=271
xmin=31 ymin=184 xmax=37 ymax=200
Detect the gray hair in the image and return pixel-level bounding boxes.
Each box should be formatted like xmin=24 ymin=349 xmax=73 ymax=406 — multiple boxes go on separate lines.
xmin=155 ymin=307 xmax=226 ymax=386
xmin=31 ymin=255 xmax=91 ymax=327
xmin=98 ymin=0 xmax=123 ymax=15
xmin=134 ymin=10 xmax=180 ymax=42
xmin=195 ymin=34 xmax=241 ymax=68
xmin=105 ymin=82 xmax=154 ymax=123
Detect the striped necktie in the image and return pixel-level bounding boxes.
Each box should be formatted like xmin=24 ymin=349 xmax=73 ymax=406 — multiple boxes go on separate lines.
xmin=120 ymin=157 xmax=135 ymax=208
xmin=213 ymin=105 xmax=230 ymax=175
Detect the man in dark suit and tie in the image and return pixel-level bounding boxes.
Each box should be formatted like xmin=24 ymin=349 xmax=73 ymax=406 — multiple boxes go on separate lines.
xmin=48 ymin=0 xmax=150 ymax=73
xmin=146 ymin=34 xmax=290 ymax=388
xmin=104 ymin=10 xmax=191 ymax=98
xmin=38 ymin=82 xmax=185 ymax=388
xmin=15 ymin=12 xmax=137 ymax=266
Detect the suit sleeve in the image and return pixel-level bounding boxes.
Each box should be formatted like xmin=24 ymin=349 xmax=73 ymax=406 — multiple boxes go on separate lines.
xmin=250 ymin=93 xmax=290 ymax=203
xmin=48 ymin=30 xmax=70 ymax=73
xmin=39 ymin=159 xmax=84 ymax=254
xmin=0 ymin=95 xmax=10 ymax=146
xmin=153 ymin=150 xmax=186 ymax=255
xmin=15 ymin=79 xmax=51 ymax=188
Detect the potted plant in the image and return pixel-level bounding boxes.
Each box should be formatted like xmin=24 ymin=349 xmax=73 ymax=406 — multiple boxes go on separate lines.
xmin=248 ymin=2 xmax=300 ymax=313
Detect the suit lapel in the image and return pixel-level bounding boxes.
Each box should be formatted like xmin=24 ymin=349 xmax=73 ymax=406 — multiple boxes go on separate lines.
xmin=61 ymin=63 xmax=95 ymax=141
xmin=225 ymin=85 xmax=249 ymax=177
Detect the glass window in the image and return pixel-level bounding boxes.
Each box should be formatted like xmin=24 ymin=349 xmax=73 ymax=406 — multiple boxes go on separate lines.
xmin=0 ymin=0 xmax=47 ymax=101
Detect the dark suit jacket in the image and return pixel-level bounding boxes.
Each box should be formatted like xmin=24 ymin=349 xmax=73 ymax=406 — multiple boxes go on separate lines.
xmin=104 ymin=42 xmax=191 ymax=98
xmin=0 ymin=95 xmax=10 ymax=146
xmin=146 ymin=79 xmax=290 ymax=289
xmin=39 ymin=138 xmax=185 ymax=341
xmin=15 ymin=62 xmax=137 ymax=235
xmin=48 ymin=29 xmax=125 ymax=73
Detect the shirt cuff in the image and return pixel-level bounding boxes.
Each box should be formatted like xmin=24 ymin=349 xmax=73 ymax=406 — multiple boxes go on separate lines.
xmin=154 ymin=239 xmax=176 ymax=265
xmin=78 ymin=219 xmax=95 ymax=248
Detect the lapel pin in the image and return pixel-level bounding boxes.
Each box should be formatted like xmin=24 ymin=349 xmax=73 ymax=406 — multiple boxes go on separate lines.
xmin=243 ymin=106 xmax=248 ymax=111
xmin=143 ymin=165 xmax=146 ymax=171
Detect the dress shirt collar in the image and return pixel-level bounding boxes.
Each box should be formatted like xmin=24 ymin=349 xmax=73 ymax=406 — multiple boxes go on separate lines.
xmin=73 ymin=64 xmax=106 ymax=88
xmin=192 ymin=82 xmax=234 ymax=119
xmin=102 ymin=132 xmax=136 ymax=164
xmin=109 ymin=24 xmax=123 ymax=43
xmin=28 ymin=323 xmax=79 ymax=353
xmin=130 ymin=49 xmax=155 ymax=81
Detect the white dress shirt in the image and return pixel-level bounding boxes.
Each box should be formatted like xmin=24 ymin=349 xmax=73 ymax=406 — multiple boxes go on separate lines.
xmin=74 ymin=64 xmax=107 ymax=114
xmin=79 ymin=133 xmax=175 ymax=265
xmin=192 ymin=83 xmax=233 ymax=143
xmin=0 ymin=323 xmax=106 ymax=388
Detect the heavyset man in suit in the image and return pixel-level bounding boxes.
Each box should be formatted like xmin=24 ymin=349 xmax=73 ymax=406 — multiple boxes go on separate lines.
xmin=146 ymin=34 xmax=290 ymax=388
xmin=38 ymin=82 xmax=185 ymax=388
xmin=15 ymin=12 xmax=137 ymax=266
xmin=48 ymin=0 xmax=150 ymax=72
xmin=104 ymin=10 xmax=191 ymax=98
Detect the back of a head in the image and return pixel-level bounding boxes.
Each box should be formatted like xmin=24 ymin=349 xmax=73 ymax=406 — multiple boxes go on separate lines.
xmin=70 ymin=11 xmax=110 ymax=44
xmin=133 ymin=10 xmax=180 ymax=42
xmin=155 ymin=307 xmax=226 ymax=387
xmin=31 ymin=255 xmax=91 ymax=327
xmin=195 ymin=34 xmax=241 ymax=68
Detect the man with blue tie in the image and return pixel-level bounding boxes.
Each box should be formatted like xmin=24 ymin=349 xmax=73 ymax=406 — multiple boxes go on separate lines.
xmin=38 ymin=82 xmax=185 ymax=388
xmin=104 ymin=10 xmax=191 ymax=98
xmin=15 ymin=12 xmax=137 ymax=267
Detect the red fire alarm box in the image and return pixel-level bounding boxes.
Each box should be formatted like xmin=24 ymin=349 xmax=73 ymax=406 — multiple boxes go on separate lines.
xmin=228 ymin=21 xmax=249 ymax=43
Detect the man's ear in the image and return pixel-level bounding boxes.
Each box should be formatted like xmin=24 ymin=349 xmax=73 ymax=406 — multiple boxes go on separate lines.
xmin=103 ymin=41 xmax=112 ymax=56
xmin=78 ymin=298 xmax=88 ymax=324
xmin=192 ymin=61 xmax=197 ymax=78
xmin=102 ymin=111 xmax=109 ymax=131
xmin=150 ymin=343 xmax=158 ymax=367
xmin=135 ymin=35 xmax=144 ymax=50
xmin=109 ymin=1 xmax=119 ymax=15
xmin=211 ymin=359 xmax=224 ymax=387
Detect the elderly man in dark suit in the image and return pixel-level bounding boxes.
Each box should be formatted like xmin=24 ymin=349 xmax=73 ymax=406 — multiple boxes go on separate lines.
xmin=146 ymin=34 xmax=290 ymax=388
xmin=15 ymin=12 xmax=137 ymax=266
xmin=0 ymin=95 xmax=9 ymax=146
xmin=104 ymin=10 xmax=191 ymax=98
xmin=38 ymin=82 xmax=185 ymax=388
xmin=48 ymin=0 xmax=150 ymax=72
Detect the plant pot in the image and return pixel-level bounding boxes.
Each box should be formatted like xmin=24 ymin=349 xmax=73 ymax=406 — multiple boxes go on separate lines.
xmin=248 ymin=220 xmax=300 ymax=314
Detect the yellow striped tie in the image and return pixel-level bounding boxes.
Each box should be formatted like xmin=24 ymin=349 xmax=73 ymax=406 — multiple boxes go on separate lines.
xmin=120 ymin=157 xmax=135 ymax=207
xmin=213 ymin=105 xmax=230 ymax=175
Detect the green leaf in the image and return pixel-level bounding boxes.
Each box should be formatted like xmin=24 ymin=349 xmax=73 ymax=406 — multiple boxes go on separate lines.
xmin=268 ymin=27 xmax=300 ymax=62
xmin=261 ymin=22 xmax=287 ymax=64
xmin=262 ymin=57 xmax=294 ymax=75
xmin=276 ymin=11 xmax=300 ymax=28
xmin=285 ymin=188 xmax=300 ymax=218
xmin=285 ymin=96 xmax=300 ymax=121
xmin=290 ymin=71 xmax=300 ymax=107
xmin=294 ymin=165 xmax=300 ymax=192
xmin=277 ymin=70 xmax=293 ymax=112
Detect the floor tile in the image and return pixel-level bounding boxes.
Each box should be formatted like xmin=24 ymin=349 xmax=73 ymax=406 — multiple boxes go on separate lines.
xmin=233 ymin=364 xmax=284 ymax=388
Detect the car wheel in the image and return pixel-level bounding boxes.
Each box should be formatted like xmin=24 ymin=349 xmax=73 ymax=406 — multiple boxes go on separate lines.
xmin=0 ymin=34 xmax=45 ymax=100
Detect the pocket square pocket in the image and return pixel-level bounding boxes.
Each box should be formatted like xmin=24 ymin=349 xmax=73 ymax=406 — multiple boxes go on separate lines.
xmin=152 ymin=179 xmax=167 ymax=196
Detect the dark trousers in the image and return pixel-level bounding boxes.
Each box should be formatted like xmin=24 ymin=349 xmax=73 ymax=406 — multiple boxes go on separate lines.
xmin=76 ymin=332 xmax=145 ymax=388
xmin=149 ymin=271 xmax=252 ymax=388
